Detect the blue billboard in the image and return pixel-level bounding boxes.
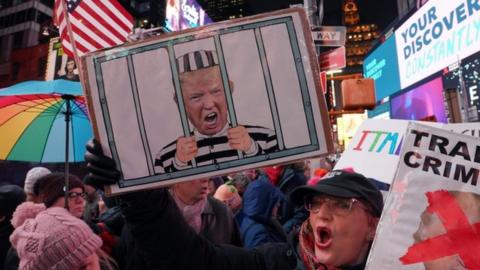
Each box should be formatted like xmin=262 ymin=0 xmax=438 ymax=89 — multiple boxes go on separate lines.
xmin=363 ymin=36 xmax=401 ymax=102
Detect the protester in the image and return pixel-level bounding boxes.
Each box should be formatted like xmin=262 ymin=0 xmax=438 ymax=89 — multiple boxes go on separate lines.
xmin=84 ymin=139 xmax=384 ymax=270
xmin=9 ymin=202 xmax=104 ymax=269
xmin=23 ymin=166 xmax=51 ymax=202
xmin=115 ymin=177 xmax=242 ymax=269
xmin=0 ymin=184 xmax=26 ymax=268
xmin=239 ymin=178 xmax=286 ymax=249
xmin=231 ymin=172 xmax=252 ymax=197
xmin=207 ymin=176 xmax=224 ymax=196
xmin=170 ymin=179 xmax=242 ymax=245
xmin=214 ymin=182 xmax=242 ymax=215
xmin=264 ymin=162 xmax=308 ymax=227
xmin=4 ymin=173 xmax=89 ymax=269
xmin=36 ymin=173 xmax=87 ymax=219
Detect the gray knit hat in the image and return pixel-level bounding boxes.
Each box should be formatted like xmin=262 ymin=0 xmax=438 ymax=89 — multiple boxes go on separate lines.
xmin=176 ymin=50 xmax=218 ymax=73
xmin=24 ymin=167 xmax=51 ymax=194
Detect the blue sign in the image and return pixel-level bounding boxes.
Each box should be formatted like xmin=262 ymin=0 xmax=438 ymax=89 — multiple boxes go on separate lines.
xmin=363 ymin=36 xmax=401 ymax=102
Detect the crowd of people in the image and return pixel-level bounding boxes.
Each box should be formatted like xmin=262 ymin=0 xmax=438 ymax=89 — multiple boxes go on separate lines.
xmin=0 ymin=139 xmax=385 ymax=270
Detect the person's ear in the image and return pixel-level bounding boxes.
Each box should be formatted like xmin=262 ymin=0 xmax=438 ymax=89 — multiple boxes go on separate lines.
xmin=367 ymin=217 xmax=379 ymax=241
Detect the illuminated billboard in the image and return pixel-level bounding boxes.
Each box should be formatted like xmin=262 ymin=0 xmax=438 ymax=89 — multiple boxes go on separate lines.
xmin=443 ymin=51 xmax=480 ymax=120
xmin=395 ymin=0 xmax=480 ymax=88
xmin=363 ymin=36 xmax=401 ymax=102
xmin=390 ymin=76 xmax=448 ymax=123
xmin=165 ymin=0 xmax=213 ymax=31
xmin=45 ymin=38 xmax=79 ymax=81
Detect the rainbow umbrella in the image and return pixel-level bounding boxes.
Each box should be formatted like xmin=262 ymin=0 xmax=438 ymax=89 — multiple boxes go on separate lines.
xmin=0 ymin=79 xmax=92 ymax=163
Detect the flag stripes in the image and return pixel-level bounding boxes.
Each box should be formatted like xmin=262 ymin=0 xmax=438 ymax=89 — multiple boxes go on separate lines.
xmin=54 ymin=0 xmax=134 ymax=58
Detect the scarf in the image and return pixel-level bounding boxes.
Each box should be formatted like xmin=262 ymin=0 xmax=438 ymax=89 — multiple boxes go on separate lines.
xmin=264 ymin=166 xmax=284 ymax=186
xmin=298 ymin=221 xmax=340 ymax=270
xmin=171 ymin=190 xmax=207 ymax=233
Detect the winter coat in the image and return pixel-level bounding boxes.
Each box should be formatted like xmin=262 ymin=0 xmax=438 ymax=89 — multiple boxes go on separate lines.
xmin=3 ymin=248 xmax=19 ymax=270
xmin=120 ymin=188 xmax=367 ymax=270
xmin=1 ymin=222 xmax=15 ymax=270
xmin=276 ymin=166 xmax=307 ymax=225
xmin=118 ymin=195 xmax=242 ymax=270
xmin=240 ymin=177 xmax=287 ymax=249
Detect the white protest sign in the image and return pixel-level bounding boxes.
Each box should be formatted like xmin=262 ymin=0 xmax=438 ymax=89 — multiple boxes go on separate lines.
xmin=366 ymin=122 xmax=480 ymax=269
xmin=335 ymin=119 xmax=480 ymax=184
xmin=334 ymin=119 xmax=410 ymax=184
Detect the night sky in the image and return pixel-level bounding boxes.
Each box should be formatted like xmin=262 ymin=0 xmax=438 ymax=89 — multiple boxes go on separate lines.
xmin=241 ymin=0 xmax=398 ymax=32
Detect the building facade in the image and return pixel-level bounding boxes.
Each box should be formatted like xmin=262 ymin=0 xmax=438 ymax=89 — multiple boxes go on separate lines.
xmin=0 ymin=0 xmax=53 ymax=86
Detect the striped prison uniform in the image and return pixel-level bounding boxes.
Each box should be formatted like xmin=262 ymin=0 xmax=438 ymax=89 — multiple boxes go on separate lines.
xmin=155 ymin=125 xmax=278 ymax=173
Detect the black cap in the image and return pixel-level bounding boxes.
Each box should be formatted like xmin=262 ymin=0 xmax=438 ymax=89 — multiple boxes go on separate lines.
xmin=290 ymin=170 xmax=384 ymax=217
xmin=0 ymin=184 xmax=26 ymax=219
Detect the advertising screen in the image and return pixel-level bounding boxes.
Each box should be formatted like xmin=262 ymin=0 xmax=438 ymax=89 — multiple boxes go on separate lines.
xmin=45 ymin=38 xmax=79 ymax=81
xmin=395 ymin=0 xmax=480 ymax=88
xmin=165 ymin=0 xmax=213 ymax=31
xmin=443 ymin=52 xmax=480 ymax=120
xmin=363 ymin=36 xmax=401 ymax=102
xmin=390 ymin=76 xmax=448 ymax=123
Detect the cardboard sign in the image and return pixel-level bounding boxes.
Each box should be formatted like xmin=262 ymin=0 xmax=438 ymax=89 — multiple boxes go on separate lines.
xmin=335 ymin=119 xmax=480 ymax=184
xmin=81 ymin=8 xmax=333 ymax=195
xmin=366 ymin=122 xmax=480 ymax=269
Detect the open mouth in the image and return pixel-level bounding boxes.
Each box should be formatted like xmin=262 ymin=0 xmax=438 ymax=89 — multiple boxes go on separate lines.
xmin=204 ymin=112 xmax=217 ymax=124
xmin=315 ymin=227 xmax=333 ymax=248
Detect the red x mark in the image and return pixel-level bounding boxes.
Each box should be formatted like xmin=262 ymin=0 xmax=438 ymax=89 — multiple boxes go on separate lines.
xmin=400 ymin=190 xmax=480 ymax=269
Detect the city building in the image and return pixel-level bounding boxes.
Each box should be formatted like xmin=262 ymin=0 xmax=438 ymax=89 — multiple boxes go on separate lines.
xmin=120 ymin=0 xmax=166 ymax=28
xmin=0 ymin=0 xmax=53 ymax=87
xmin=198 ymin=0 xmax=246 ymax=21
xmin=342 ymin=0 xmax=380 ymax=74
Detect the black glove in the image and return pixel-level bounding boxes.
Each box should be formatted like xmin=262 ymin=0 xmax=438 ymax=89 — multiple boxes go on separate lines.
xmin=84 ymin=138 xmax=121 ymax=190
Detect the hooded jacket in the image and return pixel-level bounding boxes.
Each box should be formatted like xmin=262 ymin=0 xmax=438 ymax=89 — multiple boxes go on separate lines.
xmin=240 ymin=177 xmax=286 ymax=248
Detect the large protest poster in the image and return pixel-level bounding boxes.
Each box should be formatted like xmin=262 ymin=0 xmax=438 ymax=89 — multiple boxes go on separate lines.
xmin=80 ymin=8 xmax=333 ymax=194
xmin=366 ymin=122 xmax=480 ymax=269
xmin=334 ymin=119 xmax=480 ymax=184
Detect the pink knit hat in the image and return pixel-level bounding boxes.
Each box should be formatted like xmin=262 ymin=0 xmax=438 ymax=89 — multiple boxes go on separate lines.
xmin=10 ymin=202 xmax=102 ymax=270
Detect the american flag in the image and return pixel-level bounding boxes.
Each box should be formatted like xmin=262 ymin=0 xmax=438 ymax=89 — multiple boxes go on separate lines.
xmin=54 ymin=0 xmax=134 ymax=58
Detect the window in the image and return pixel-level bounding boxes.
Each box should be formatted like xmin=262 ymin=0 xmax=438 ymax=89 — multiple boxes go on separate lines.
xmin=38 ymin=57 xmax=47 ymax=77
xmin=13 ymin=31 xmax=24 ymax=49
xmin=12 ymin=62 xmax=20 ymax=80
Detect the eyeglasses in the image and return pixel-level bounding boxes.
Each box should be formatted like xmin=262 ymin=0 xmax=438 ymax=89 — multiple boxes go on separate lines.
xmin=304 ymin=196 xmax=367 ymax=216
xmin=68 ymin=191 xmax=87 ymax=200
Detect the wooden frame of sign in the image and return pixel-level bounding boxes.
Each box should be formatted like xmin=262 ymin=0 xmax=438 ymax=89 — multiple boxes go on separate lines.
xmin=80 ymin=7 xmax=333 ymax=195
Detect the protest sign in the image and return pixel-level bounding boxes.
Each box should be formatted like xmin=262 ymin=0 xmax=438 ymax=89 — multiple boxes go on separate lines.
xmin=334 ymin=119 xmax=410 ymax=184
xmin=335 ymin=119 xmax=480 ymax=184
xmin=80 ymin=8 xmax=333 ymax=195
xmin=366 ymin=122 xmax=480 ymax=269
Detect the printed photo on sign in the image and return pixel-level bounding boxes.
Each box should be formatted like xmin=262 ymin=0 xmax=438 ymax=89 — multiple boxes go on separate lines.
xmin=81 ymin=8 xmax=333 ymax=195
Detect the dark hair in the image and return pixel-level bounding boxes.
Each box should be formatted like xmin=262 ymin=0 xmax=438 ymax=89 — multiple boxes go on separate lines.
xmin=36 ymin=173 xmax=84 ymax=208
xmin=64 ymin=58 xmax=76 ymax=74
